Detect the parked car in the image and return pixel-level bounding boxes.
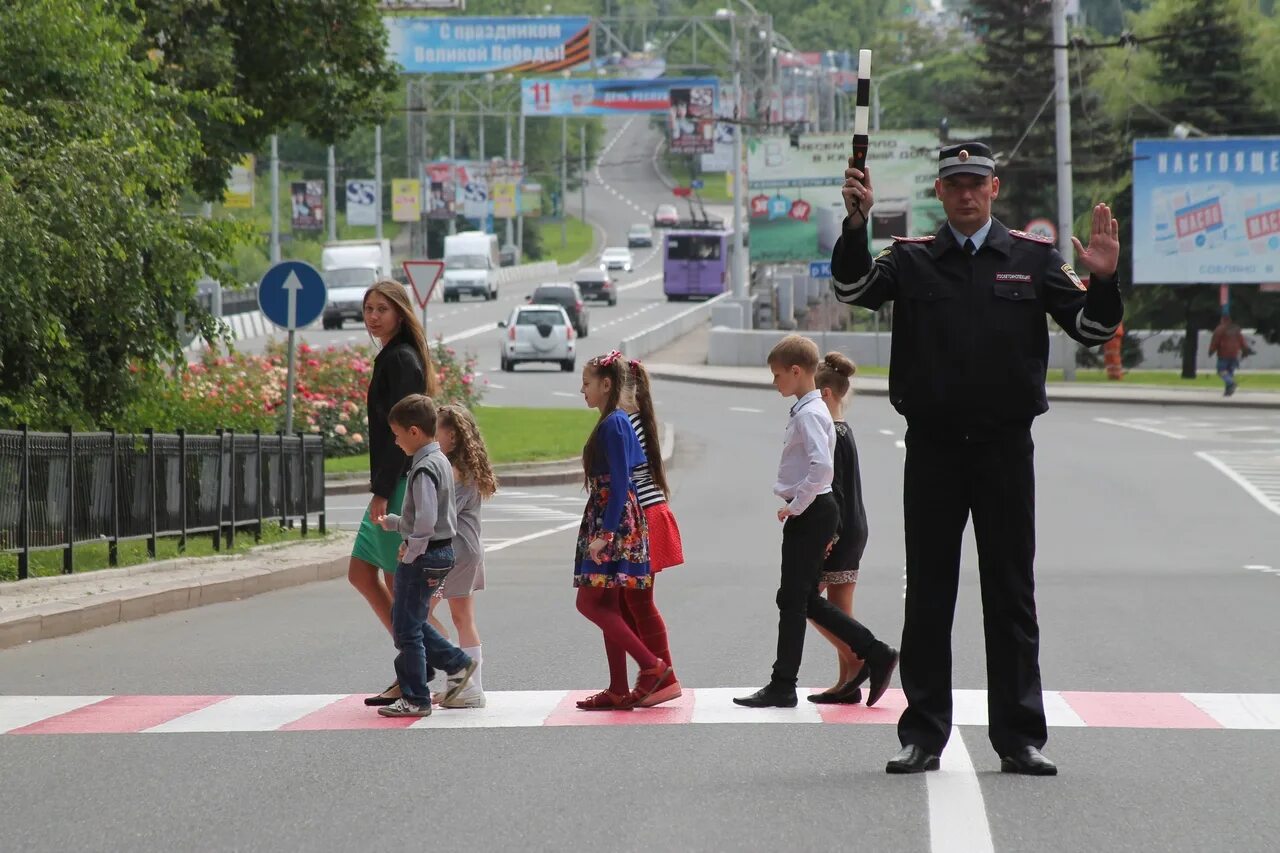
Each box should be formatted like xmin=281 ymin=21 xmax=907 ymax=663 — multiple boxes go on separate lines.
xmin=627 ymin=223 xmax=654 ymax=248
xmin=527 ymin=282 xmax=589 ymax=337
xmin=600 ymin=246 xmax=634 ymax=273
xmin=498 ymin=305 xmax=576 ymax=372
xmin=653 ymin=204 xmax=680 ymax=227
xmin=574 ymin=266 xmax=616 ymax=306
xmin=321 ymin=267 xmax=379 ymax=329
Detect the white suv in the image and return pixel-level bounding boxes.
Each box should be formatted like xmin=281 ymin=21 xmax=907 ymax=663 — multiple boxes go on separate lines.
xmin=498 ymin=305 xmax=576 ymax=372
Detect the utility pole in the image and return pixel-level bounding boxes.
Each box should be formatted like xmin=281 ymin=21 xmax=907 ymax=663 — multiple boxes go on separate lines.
xmin=269 ymin=135 xmax=280 ymax=263
xmin=505 ymin=113 xmax=514 ymax=249
xmin=580 ymin=125 xmax=587 ymax=221
xmin=729 ymin=14 xmax=749 ymax=324
xmin=1053 ymin=0 xmax=1077 ymax=381
xmin=448 ymin=114 xmax=457 ymax=236
xmin=517 ymin=113 xmax=526 ymax=256
xmin=375 ymin=125 xmax=383 ymax=243
xmin=560 ymin=115 xmax=568 ymax=248
xmin=327 ymin=145 xmax=337 ymax=242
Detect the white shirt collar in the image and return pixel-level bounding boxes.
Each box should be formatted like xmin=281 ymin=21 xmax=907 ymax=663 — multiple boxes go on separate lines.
xmin=790 ymin=389 xmax=822 ymax=417
xmin=948 ymin=218 xmax=993 ymax=251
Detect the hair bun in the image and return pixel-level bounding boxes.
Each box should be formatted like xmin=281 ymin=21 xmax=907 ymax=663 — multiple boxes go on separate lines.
xmin=823 ymin=351 xmax=856 ymax=377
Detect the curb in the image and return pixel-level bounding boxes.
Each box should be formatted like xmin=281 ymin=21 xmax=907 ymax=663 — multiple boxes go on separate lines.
xmin=0 ymin=536 xmax=353 ymax=651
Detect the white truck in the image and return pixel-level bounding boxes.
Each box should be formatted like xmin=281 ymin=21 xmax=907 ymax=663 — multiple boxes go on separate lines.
xmin=442 ymin=231 xmax=500 ymax=302
xmin=320 ymin=238 xmax=393 ymax=329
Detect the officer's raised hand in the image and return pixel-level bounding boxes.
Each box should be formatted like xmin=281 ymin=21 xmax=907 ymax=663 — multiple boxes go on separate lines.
xmin=1070 ymin=203 xmax=1120 ymax=278
xmin=842 ymin=158 xmax=874 ymax=223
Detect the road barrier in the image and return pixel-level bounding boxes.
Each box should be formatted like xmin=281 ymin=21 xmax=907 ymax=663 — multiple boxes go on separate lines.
xmin=620 ymin=293 xmax=729 ymax=361
xmin=0 ymin=428 xmax=326 ymax=580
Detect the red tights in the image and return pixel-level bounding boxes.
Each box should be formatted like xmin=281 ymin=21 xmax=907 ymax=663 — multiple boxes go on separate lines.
xmin=619 ymin=583 xmax=674 ymax=673
xmin=576 ymin=586 xmax=658 ymax=695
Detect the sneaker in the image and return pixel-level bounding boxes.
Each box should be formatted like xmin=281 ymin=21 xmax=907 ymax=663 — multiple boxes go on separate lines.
xmin=377 ymin=698 xmax=431 ymax=718
xmin=442 ymin=659 xmax=478 ymax=704
xmin=441 ymin=683 xmax=486 ymax=709
xmin=1225 ymin=382 xmax=1238 ymax=397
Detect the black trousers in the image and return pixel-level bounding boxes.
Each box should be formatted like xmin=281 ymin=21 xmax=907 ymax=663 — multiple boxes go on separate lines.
xmin=771 ymin=493 xmax=883 ymax=688
xmin=898 ymin=423 xmax=1047 ymax=756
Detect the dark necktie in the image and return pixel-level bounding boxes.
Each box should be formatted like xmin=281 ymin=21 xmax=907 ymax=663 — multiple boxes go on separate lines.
xmin=963 ymin=238 xmax=977 ymax=255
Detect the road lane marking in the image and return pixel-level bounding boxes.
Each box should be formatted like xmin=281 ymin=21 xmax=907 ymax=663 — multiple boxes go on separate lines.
xmin=729 ymin=406 xmax=763 ymax=414
xmin=483 ymin=520 xmax=581 ymax=553
xmin=1196 ymin=451 xmax=1280 ymax=517
xmin=879 ymin=429 xmax=894 ymax=435
xmin=441 ymin=323 xmax=500 ymax=345
xmin=1094 ymin=417 xmax=1187 ymax=440
xmin=927 ymin=729 xmax=995 ymax=853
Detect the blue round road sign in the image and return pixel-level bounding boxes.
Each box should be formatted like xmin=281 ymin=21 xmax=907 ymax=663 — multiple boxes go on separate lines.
xmin=257 ymin=261 xmax=327 ymax=331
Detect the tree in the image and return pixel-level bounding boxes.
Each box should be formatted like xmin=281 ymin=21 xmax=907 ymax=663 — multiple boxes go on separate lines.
xmin=129 ymin=0 xmax=401 ymax=200
xmin=0 ymin=0 xmax=236 ymax=429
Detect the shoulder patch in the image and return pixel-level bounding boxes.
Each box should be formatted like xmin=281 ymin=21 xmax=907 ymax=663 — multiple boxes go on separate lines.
xmin=875 ymin=246 xmax=893 ymax=260
xmin=1061 ymin=263 xmax=1086 ymax=291
xmin=1009 ymin=229 xmax=1054 ymax=245
xmin=892 ymin=235 xmax=936 ymax=243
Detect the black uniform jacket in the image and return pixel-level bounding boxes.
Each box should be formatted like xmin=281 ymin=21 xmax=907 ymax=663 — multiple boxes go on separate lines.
xmin=366 ymin=331 xmax=426 ymax=499
xmin=830 ymin=217 xmax=1123 ymax=427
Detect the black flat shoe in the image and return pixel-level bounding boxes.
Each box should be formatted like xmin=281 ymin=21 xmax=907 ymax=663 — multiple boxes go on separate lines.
xmin=886 ymin=744 xmax=940 ymax=774
xmin=1000 ymin=746 xmax=1058 ymax=776
xmin=732 ymin=685 xmax=798 ymax=708
xmin=363 ymin=681 xmax=401 ymax=707
xmin=865 ymin=646 xmax=899 ymax=707
xmin=806 ymin=681 xmax=863 ymax=705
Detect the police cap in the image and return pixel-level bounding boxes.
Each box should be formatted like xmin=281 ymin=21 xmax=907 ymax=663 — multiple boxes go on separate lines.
xmin=938 ymin=142 xmax=995 ymax=179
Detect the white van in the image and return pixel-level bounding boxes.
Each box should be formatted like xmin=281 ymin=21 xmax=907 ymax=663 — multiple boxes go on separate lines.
xmin=321 ymin=239 xmax=392 ymax=279
xmin=442 ymin=231 xmax=500 ymax=301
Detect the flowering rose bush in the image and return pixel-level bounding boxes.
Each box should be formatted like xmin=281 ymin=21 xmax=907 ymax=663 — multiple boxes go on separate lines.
xmin=120 ymin=338 xmax=484 ymax=458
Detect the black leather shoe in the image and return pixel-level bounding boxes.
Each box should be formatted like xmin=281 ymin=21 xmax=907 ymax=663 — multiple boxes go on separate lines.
xmin=886 ymin=744 xmax=940 ymax=774
xmin=732 ymin=685 xmax=798 ymax=708
xmin=865 ymin=646 xmax=899 ymax=707
xmin=806 ymin=681 xmax=863 ymax=705
xmin=1000 ymin=746 xmax=1058 ymax=776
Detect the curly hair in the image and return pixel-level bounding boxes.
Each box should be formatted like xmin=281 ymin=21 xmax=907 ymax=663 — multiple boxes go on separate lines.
xmin=437 ymin=404 xmax=498 ymax=499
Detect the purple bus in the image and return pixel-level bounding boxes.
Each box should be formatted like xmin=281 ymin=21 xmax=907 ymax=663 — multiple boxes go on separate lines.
xmin=663 ymin=227 xmax=733 ymax=301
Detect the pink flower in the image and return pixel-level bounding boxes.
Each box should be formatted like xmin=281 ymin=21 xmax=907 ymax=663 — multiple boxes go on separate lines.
xmin=461 ymin=375 xmax=473 ymax=386
xmin=334 ymin=423 xmax=348 ymax=436
xmin=307 ymin=359 xmax=320 ymax=368
xmin=339 ymin=411 xmax=349 ymax=422
xmin=351 ymin=433 xmax=363 ymax=444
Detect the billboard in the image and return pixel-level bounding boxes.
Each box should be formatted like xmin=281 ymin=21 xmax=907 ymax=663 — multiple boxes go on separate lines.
xmin=701 ymin=84 xmax=736 ymax=172
xmin=521 ymin=77 xmax=719 ymax=117
xmin=223 ymin=155 xmax=255 ymax=209
xmin=425 ymin=162 xmax=456 ymax=220
xmin=290 ymin=180 xmax=324 ymax=231
xmin=392 ymin=178 xmax=421 ymax=222
xmin=746 ymin=131 xmax=964 ymax=263
xmin=668 ymin=82 xmax=717 ymax=155
xmin=385 ymin=16 xmax=591 ymax=74
xmin=1132 ymin=137 xmax=1280 ymax=284
xmin=345 ymin=179 xmax=378 ymax=226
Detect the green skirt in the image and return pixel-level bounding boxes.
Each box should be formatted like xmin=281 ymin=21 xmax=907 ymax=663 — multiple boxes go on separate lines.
xmin=351 ymin=477 xmax=407 ymax=573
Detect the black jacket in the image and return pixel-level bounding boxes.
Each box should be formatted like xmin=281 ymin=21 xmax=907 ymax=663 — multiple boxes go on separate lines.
xmin=366 ymin=331 xmax=426 ymax=499
xmin=830 ymin=217 xmax=1123 ymax=427
xmin=826 ymin=421 xmax=868 ymax=572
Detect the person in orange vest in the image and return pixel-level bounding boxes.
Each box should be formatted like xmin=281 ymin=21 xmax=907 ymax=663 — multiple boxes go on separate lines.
xmin=1208 ymin=314 xmax=1250 ymax=397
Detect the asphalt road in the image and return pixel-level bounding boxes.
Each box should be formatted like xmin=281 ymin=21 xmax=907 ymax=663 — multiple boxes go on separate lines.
xmin=3 ymin=379 xmax=1279 ymax=852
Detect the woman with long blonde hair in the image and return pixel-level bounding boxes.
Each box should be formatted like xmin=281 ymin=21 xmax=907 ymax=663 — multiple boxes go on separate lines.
xmin=426 ymin=404 xmax=498 ymax=708
xmin=352 ymin=280 xmax=440 ymax=708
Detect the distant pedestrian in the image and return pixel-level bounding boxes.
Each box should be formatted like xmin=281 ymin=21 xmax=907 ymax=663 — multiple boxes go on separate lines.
xmin=734 ymin=335 xmax=898 ymax=711
xmin=354 ymin=280 xmax=440 ymax=709
xmin=426 ymin=404 xmax=498 ymax=709
xmin=372 ymin=394 xmax=476 ymax=718
xmin=618 ymin=359 xmax=683 ymax=707
xmin=574 ymin=351 xmax=670 ymax=711
xmin=807 ymin=352 xmax=875 ymax=706
xmin=1209 ymin=314 xmax=1249 ymax=397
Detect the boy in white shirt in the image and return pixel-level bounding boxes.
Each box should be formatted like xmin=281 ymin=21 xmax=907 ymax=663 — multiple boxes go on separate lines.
xmin=734 ymin=335 xmax=899 ymax=709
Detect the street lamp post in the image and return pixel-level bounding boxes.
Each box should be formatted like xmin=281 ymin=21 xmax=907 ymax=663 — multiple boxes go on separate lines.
xmin=870 ymin=61 xmax=925 ymax=132
xmin=717 ymin=7 xmax=749 ymax=324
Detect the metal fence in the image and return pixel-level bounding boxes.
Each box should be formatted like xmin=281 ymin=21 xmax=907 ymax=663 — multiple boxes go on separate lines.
xmin=0 ymin=428 xmax=326 ymax=580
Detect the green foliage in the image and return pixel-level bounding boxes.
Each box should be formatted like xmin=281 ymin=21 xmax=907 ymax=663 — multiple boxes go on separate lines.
xmin=0 ymin=0 xmax=237 ymax=430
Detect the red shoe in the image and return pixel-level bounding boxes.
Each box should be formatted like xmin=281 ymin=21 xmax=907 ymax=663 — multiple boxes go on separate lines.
xmin=629 ymin=660 xmax=671 ymax=705
xmin=635 ymin=673 xmax=682 ymax=708
xmin=576 ymin=689 xmax=635 ymax=711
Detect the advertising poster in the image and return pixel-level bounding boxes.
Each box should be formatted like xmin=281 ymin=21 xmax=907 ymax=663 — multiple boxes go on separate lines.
xmin=385 ymin=16 xmax=591 ymax=74
xmin=492 ymin=182 xmax=518 ymax=218
xmin=521 ymin=182 xmax=543 ymax=217
xmin=668 ymin=83 xmax=716 ymax=155
xmin=392 ymin=178 xmax=421 ymax=223
xmin=522 ymin=77 xmax=719 ymax=118
xmin=425 ymin=162 xmax=456 ymax=220
xmin=455 ymin=162 xmax=489 ymax=221
xmin=701 ymin=84 xmax=736 ymax=172
xmin=223 ymin=155 xmax=255 ymax=209
xmin=290 ymin=180 xmax=324 ymax=231
xmin=1132 ymin=137 xmax=1280 ymax=284
xmin=746 ymin=130 xmax=976 ymax=262
xmin=345 ymin=179 xmax=378 ymax=226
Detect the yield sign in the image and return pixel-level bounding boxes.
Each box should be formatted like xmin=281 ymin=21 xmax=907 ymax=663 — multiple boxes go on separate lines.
xmin=402 ymin=260 xmax=445 ymax=309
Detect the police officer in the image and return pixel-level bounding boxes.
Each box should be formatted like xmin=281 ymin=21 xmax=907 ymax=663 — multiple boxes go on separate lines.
xmin=830 ymin=142 xmax=1123 ymax=776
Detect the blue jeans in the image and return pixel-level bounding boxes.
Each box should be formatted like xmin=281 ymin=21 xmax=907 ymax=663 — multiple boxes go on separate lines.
xmin=391 ymin=544 xmax=471 ymax=704
xmin=1217 ymin=357 xmax=1239 ymax=387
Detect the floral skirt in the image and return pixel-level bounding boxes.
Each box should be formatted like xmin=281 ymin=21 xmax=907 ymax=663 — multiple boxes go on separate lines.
xmin=644 ymin=502 xmax=684 ymax=572
xmin=574 ymin=474 xmax=651 ymax=589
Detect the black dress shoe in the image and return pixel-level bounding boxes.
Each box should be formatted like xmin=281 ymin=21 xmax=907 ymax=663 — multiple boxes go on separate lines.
xmin=864 ymin=646 xmax=899 ymax=707
xmin=886 ymin=744 xmax=940 ymax=774
xmin=1000 ymin=746 xmax=1058 ymax=776
xmin=806 ymin=681 xmax=863 ymax=705
xmin=732 ymin=685 xmax=798 ymax=708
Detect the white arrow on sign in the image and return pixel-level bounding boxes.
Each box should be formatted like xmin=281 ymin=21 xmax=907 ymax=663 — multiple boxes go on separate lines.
xmin=283 ymin=270 xmax=303 ymax=330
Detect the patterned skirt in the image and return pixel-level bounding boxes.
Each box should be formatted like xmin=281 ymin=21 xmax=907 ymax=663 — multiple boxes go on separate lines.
xmin=574 ymin=474 xmax=651 ymax=589
xmin=644 ymin=502 xmax=684 ymax=572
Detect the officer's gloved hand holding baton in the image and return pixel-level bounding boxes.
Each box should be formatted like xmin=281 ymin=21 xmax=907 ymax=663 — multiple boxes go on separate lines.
xmin=842 ymin=161 xmax=874 ymax=226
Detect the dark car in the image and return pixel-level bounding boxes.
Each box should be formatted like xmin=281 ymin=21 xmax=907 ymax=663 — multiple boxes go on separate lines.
xmin=527 ymin=282 xmax=589 ymax=337
xmin=574 ymin=267 xmax=616 ymax=306
xmin=627 ymin=223 xmax=654 ymax=247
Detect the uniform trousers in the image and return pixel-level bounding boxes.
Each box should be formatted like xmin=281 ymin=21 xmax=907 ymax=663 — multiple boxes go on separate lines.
xmin=899 ymin=421 xmax=1047 ymax=757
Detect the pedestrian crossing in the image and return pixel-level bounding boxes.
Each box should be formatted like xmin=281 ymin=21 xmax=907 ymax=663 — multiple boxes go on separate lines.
xmin=1096 ymin=414 xmax=1280 ymax=444
xmin=1196 ymin=450 xmax=1280 ymax=517
xmin=3 ymin=689 xmax=1279 ymax=735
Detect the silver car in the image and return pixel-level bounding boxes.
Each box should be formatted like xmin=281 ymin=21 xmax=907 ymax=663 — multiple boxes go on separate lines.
xmin=498 ymin=305 xmax=577 ymax=372
xmin=601 ymin=246 xmax=634 ymax=272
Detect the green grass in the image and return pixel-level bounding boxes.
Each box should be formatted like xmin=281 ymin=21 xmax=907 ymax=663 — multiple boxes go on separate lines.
xmin=543 ymin=215 xmax=596 ymax=265
xmin=0 ymin=522 xmax=325 ymax=582
xmin=847 ymin=364 xmax=1280 ymax=391
xmin=664 ymin=157 xmax=732 ymax=203
xmin=323 ymin=405 xmax=599 ymax=476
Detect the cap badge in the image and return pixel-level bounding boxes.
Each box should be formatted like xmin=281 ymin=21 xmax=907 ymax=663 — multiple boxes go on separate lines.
xmin=958 ymin=150 xmax=970 ymax=162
